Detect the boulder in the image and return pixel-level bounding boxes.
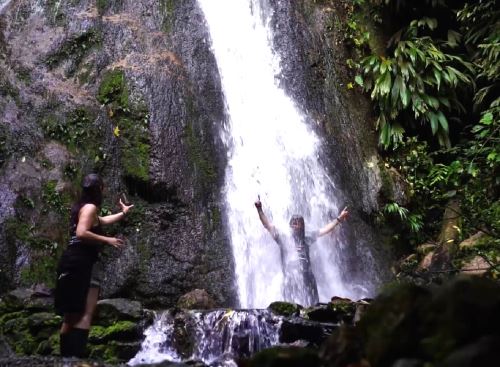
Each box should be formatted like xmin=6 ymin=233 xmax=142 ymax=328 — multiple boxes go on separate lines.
xmin=460 ymin=256 xmax=491 ymax=276
xmin=95 ymin=298 xmax=143 ymax=326
xmin=458 ymin=231 xmax=488 ymax=251
xmin=243 ymin=346 xmax=321 ymax=367
xmin=268 ymin=301 xmax=302 ymax=317
xmin=1 ymin=288 xmax=53 ymax=313
xmin=416 ymin=243 xmax=436 ymax=256
xmin=176 ymin=289 xmax=216 ymax=310
xmin=417 ymin=251 xmax=434 ymax=272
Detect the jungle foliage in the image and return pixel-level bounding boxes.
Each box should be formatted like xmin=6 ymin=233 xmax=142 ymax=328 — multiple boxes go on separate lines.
xmin=348 ymin=0 xmax=499 ymax=271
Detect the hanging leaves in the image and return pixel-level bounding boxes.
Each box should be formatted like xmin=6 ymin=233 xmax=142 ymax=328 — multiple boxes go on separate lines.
xmin=359 ymin=18 xmax=474 ymax=148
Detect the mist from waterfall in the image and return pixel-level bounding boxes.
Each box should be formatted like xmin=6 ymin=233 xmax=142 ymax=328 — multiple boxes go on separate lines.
xmin=198 ymin=0 xmax=370 ymax=308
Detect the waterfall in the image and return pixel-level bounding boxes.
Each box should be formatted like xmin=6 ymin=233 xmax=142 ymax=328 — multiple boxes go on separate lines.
xmin=198 ymin=0 xmax=367 ymax=308
xmin=0 ymin=0 xmax=12 ymax=13
xmin=128 ymin=309 xmax=281 ymax=366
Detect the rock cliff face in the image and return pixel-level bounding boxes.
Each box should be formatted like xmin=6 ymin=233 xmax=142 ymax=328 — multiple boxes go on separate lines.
xmin=0 ymin=0 xmax=389 ymax=306
xmin=0 ymin=0 xmax=236 ymax=307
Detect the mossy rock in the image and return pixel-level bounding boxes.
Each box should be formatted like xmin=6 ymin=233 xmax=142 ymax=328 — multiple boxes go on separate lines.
xmin=27 ymin=312 xmax=61 ymax=336
xmin=89 ymin=320 xmax=141 ymax=343
xmin=358 ymin=277 xmax=500 ymax=366
xmin=88 ymin=340 xmax=142 ymax=363
xmin=268 ymin=301 xmax=302 ymax=317
xmin=304 ymin=300 xmax=356 ymax=324
xmin=96 ymin=69 xmax=150 ymax=182
xmin=243 ymin=346 xmax=321 ymax=367
xmin=94 ymin=298 xmax=143 ymax=326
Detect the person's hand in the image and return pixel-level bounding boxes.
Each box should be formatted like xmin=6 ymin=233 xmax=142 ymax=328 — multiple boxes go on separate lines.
xmin=119 ymin=198 xmax=134 ymax=215
xmin=107 ymin=237 xmax=125 ymax=249
xmin=338 ymin=207 xmax=349 ymax=222
xmin=254 ymin=195 xmax=262 ymax=210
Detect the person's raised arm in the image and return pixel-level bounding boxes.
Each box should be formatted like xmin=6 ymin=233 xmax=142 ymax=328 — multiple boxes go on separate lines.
xmin=76 ymin=204 xmax=125 ymax=248
xmin=255 ymin=196 xmax=275 ymax=234
xmin=99 ymin=198 xmax=134 ymax=225
xmin=317 ymin=207 xmax=349 ymax=237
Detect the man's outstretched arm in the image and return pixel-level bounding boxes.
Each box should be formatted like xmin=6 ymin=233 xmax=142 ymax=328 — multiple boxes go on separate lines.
xmin=317 ymin=207 xmax=349 ymax=237
xmin=255 ymin=197 xmax=275 ymax=234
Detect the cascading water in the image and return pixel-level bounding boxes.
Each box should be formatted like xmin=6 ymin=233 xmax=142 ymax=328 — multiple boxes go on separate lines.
xmin=0 ymin=0 xmax=13 ymax=13
xmin=198 ymin=0 xmax=370 ymax=308
xmin=128 ymin=309 xmax=281 ymax=366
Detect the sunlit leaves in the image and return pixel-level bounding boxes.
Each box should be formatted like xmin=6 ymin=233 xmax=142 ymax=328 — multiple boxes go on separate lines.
xmin=360 ymin=21 xmax=474 ymax=148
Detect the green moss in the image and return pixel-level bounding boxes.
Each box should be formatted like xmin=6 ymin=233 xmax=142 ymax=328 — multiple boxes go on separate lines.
xmin=42 ymin=180 xmax=69 ymax=215
xmin=0 ymin=314 xmax=36 ymax=355
xmin=184 ymin=121 xmax=217 ymax=200
xmin=19 ymin=256 xmax=59 ymax=288
xmin=0 ymin=310 xmax=29 ymax=326
xmin=159 ymin=0 xmax=177 ymax=33
xmin=0 ymin=124 xmax=11 ymax=167
xmin=97 ymin=69 xmax=128 ymax=108
xmin=45 ymin=30 xmax=102 ymax=75
xmin=5 ymin=213 xmax=62 ymax=288
xmin=41 ymin=108 xmax=97 ymax=150
xmin=269 ymin=301 xmax=302 ymax=316
xmin=97 ymin=69 xmax=150 ymax=181
xmin=120 ymin=114 xmax=150 ymax=182
xmin=0 ymin=73 xmax=20 ymax=105
xmin=136 ymin=239 xmax=151 ymax=274
xmin=0 ymin=311 xmax=61 ymax=356
xmin=88 ymin=342 xmax=120 ymax=363
xmin=210 ymin=206 xmax=221 ymax=228
xmin=96 ymin=0 xmax=108 ymax=14
xmin=96 ymin=0 xmax=123 ymax=15
xmin=328 ymin=300 xmax=356 ymax=315
xmin=89 ymin=321 xmax=137 ymax=343
xmin=15 ymin=65 xmax=32 ymax=84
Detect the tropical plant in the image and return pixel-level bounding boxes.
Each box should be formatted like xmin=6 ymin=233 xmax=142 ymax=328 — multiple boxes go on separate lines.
xmin=357 ymin=18 xmax=474 ymax=148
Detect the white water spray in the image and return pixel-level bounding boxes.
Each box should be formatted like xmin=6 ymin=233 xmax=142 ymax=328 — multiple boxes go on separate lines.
xmin=0 ymin=0 xmax=13 ymax=14
xmin=199 ymin=0 xmax=364 ymax=308
xmin=129 ymin=309 xmax=281 ymax=366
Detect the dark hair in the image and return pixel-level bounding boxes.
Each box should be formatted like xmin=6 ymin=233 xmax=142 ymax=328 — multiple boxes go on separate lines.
xmin=289 ymin=215 xmax=304 ymax=227
xmin=289 ymin=214 xmax=305 ymax=239
xmin=70 ymin=174 xmax=103 ymax=227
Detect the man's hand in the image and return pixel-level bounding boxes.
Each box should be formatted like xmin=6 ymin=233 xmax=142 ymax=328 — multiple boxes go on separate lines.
xmin=338 ymin=207 xmax=349 ymax=222
xmin=254 ymin=195 xmax=262 ymax=210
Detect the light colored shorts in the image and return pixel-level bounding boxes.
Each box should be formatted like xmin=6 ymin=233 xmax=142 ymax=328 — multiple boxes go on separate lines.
xmin=90 ymin=256 xmax=104 ymax=288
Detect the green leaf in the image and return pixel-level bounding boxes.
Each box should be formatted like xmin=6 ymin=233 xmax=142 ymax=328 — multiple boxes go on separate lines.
xmin=354 ymin=75 xmax=364 ymax=87
xmin=487 ymin=152 xmax=497 ymax=162
xmin=391 ymin=75 xmax=402 ymax=105
xmin=429 ymin=112 xmax=439 ymax=135
xmin=437 ymin=111 xmax=449 ymax=133
xmin=447 ymin=30 xmax=462 ymax=47
xmin=379 ymin=71 xmax=392 ymax=95
xmin=400 ymin=82 xmax=409 ymax=107
xmin=433 ymin=69 xmax=442 ymax=90
xmin=480 ymin=112 xmax=493 ymax=125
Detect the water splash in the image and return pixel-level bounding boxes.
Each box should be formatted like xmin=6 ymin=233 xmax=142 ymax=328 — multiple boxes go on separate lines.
xmin=128 ymin=309 xmax=281 ymax=366
xmin=198 ymin=0 xmax=363 ymax=307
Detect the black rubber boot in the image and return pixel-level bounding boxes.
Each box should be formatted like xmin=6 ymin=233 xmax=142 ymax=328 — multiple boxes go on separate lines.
xmin=70 ymin=328 xmax=89 ymax=358
xmin=62 ymin=328 xmax=89 ymax=358
xmin=59 ymin=332 xmax=71 ymax=357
